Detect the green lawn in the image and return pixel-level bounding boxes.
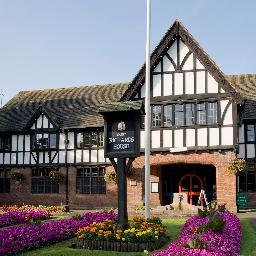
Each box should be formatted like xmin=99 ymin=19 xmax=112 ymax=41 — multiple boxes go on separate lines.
xmin=20 ymin=218 xmax=256 ymax=256
xmin=22 ymin=219 xmax=185 ymax=256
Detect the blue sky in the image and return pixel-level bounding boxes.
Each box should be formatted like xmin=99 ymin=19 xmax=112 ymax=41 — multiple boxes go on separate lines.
xmin=0 ymin=0 xmax=256 ymax=104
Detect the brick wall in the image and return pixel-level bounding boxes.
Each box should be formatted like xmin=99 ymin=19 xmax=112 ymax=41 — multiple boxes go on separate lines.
xmin=0 ymin=150 xmax=237 ymax=212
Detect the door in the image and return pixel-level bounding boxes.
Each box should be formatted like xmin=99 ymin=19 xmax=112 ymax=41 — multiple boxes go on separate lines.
xmin=178 ymin=174 xmax=204 ymax=205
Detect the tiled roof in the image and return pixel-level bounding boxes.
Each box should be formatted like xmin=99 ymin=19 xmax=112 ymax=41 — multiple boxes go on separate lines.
xmin=99 ymin=100 xmax=144 ymax=113
xmin=0 ymin=83 xmax=129 ymax=132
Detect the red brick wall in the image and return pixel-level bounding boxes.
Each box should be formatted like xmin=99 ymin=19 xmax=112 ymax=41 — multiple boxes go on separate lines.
xmin=0 ymin=150 xmax=237 ymax=212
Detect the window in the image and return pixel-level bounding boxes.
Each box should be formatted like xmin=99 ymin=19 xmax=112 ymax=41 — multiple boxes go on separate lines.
xmin=163 ymin=105 xmax=172 ymax=127
xmin=152 ymin=105 xmax=162 ymax=127
xmin=185 ymin=104 xmax=194 ymax=125
xmin=246 ymin=125 xmax=255 ymax=142
xmin=31 ymin=168 xmax=59 ymax=193
xmin=174 ymin=104 xmax=184 ymax=126
xmin=0 ymin=136 xmax=12 ymax=151
xmin=207 ymin=102 xmax=218 ymax=124
xmin=0 ymin=169 xmax=10 ymax=193
xmin=239 ymin=164 xmax=256 ymax=192
xmin=76 ymin=131 xmax=104 ymax=148
xmin=76 ymin=167 xmax=106 ymax=194
xmin=31 ymin=133 xmax=58 ymax=150
xmin=197 ymin=103 xmax=206 ymax=125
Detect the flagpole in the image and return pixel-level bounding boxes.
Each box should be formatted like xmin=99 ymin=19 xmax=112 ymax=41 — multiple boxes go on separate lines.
xmin=144 ymin=0 xmax=151 ymax=219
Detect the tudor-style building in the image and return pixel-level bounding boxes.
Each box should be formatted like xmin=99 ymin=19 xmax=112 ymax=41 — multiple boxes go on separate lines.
xmin=0 ymin=21 xmax=256 ymax=211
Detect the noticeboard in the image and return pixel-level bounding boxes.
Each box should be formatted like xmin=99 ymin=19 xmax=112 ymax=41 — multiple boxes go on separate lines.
xmin=237 ymin=193 xmax=248 ymax=207
xmin=104 ymin=112 xmax=141 ymax=158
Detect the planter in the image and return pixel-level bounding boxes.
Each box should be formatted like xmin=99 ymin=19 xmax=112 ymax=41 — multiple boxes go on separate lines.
xmin=76 ymin=236 xmax=168 ymax=252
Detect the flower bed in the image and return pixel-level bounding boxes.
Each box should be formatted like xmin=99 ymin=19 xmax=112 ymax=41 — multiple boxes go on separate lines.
xmin=152 ymin=207 xmax=242 ymax=256
xmin=0 ymin=211 xmax=117 ymax=256
xmin=0 ymin=204 xmax=65 ymax=213
xmin=76 ymin=216 xmax=167 ymax=252
xmin=0 ymin=208 xmax=51 ymax=228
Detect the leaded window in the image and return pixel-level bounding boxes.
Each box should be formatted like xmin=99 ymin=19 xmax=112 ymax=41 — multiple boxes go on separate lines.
xmin=197 ymin=103 xmax=206 ymax=125
xmin=0 ymin=136 xmax=12 ymax=151
xmin=174 ymin=104 xmax=184 ymax=126
xmin=31 ymin=168 xmax=59 ymax=193
xmin=76 ymin=131 xmax=104 ymax=148
xmin=185 ymin=104 xmax=194 ymax=125
xmin=238 ymin=164 xmax=256 ymax=192
xmin=31 ymin=133 xmax=58 ymax=150
xmin=163 ymin=105 xmax=172 ymax=127
xmin=246 ymin=125 xmax=255 ymax=142
xmin=207 ymin=102 xmax=218 ymax=124
xmin=0 ymin=168 xmax=10 ymax=193
xmin=152 ymin=105 xmax=162 ymax=127
xmin=76 ymin=167 xmax=106 ymax=194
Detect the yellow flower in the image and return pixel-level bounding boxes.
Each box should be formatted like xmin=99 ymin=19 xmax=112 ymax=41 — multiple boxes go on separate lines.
xmin=122 ymin=238 xmax=126 ymax=241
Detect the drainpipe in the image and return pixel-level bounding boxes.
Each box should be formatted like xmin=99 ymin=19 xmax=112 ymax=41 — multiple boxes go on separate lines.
xmin=64 ymin=131 xmax=69 ymax=212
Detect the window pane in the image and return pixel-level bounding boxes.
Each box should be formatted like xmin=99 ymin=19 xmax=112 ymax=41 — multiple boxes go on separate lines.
xmin=247 ymin=125 xmax=255 ymax=142
xmin=83 ymin=133 xmax=90 ymax=148
xmin=49 ymin=134 xmax=57 ymax=149
xmin=207 ymin=102 xmax=217 ymax=124
xmin=185 ymin=104 xmax=194 ymax=125
xmin=164 ymin=105 xmax=172 ymax=127
xmin=98 ymin=132 xmax=104 ymax=147
xmin=91 ymin=132 xmax=98 ymax=147
xmin=197 ymin=103 xmax=206 ymax=125
xmin=152 ymin=106 xmax=162 ymax=127
xmin=77 ymin=133 xmax=83 ymax=148
xmin=174 ymin=104 xmax=184 ymax=126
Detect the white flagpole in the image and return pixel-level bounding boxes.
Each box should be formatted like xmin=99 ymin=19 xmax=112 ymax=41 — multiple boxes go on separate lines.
xmin=145 ymin=0 xmax=151 ymax=219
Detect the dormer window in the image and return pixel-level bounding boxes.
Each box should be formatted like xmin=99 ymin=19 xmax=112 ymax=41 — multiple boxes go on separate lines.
xmin=31 ymin=133 xmax=58 ymax=150
xmin=0 ymin=136 xmax=12 ymax=151
xmin=76 ymin=131 xmax=104 ymax=149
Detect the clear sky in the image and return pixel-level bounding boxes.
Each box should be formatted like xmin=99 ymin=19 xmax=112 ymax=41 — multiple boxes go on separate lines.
xmin=0 ymin=0 xmax=256 ymax=104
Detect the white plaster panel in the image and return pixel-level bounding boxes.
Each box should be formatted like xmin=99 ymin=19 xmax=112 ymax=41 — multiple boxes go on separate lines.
xmin=174 ymin=73 xmax=183 ymax=95
xmin=220 ymin=100 xmax=229 ymax=119
xmin=18 ymin=152 xmax=23 ymax=164
xmin=238 ymin=125 xmax=245 ymax=143
xmin=153 ymin=62 xmax=161 ymax=72
xmin=59 ymin=133 xmax=65 ymax=149
xmin=4 ymin=153 xmax=10 ymax=164
xmin=12 ymin=135 xmax=17 ymax=151
xmin=68 ymin=132 xmax=75 ymax=149
xmin=186 ymin=129 xmax=195 ymax=147
xmin=76 ymin=150 xmax=82 ymax=163
xmin=174 ymin=129 xmax=183 ymax=148
xmin=140 ymin=131 xmax=145 ymax=149
xmin=167 ymin=40 xmax=177 ymax=65
xmin=196 ymin=59 xmax=204 ymax=69
xmin=59 ymin=151 xmax=65 ymax=163
xmin=0 ymin=153 xmax=3 ymax=164
xmin=31 ymin=124 xmax=35 ymax=129
xmin=223 ymin=103 xmax=233 ymax=125
xmin=25 ymin=135 xmax=30 ymax=151
xmin=221 ymin=88 xmax=225 ymax=93
xmin=37 ymin=115 xmax=43 ymax=129
xmin=179 ymin=39 xmax=189 ymax=64
xmin=151 ymin=130 xmax=160 ymax=148
xmin=91 ymin=150 xmax=98 ymax=162
xmin=196 ymin=71 xmax=205 ymax=94
xmin=185 ymin=72 xmax=194 ymax=94
xmin=31 ymin=153 xmax=36 ymax=164
xmin=67 ymin=150 xmax=74 ymax=163
xmin=221 ymin=127 xmax=233 ymax=145
xmin=50 ymin=123 xmax=53 ymax=128
xmin=163 ymin=56 xmax=174 ymax=72
xmin=207 ymin=73 xmax=218 ymax=93
xmin=197 ymin=128 xmax=207 ymax=146
xmin=141 ymin=84 xmax=145 ymax=98
xmin=134 ymin=94 xmax=138 ymax=99
xmin=163 ymin=74 xmax=172 ymax=96
xmin=182 ymin=54 xmax=193 ymax=70
xmin=163 ymin=130 xmax=172 ymax=147
xmin=24 ymin=152 xmax=30 ymax=164
xmin=44 ymin=152 xmax=49 ymax=163
xmin=83 ymin=150 xmax=90 ymax=162
xmin=52 ymin=151 xmax=58 ymax=164
xmin=18 ymin=135 xmax=24 ymax=151
xmin=237 ymin=144 xmax=245 ymax=158
xmin=98 ymin=149 xmax=105 ymax=162
xmin=11 ymin=153 xmax=16 ymax=165
xmin=247 ymin=144 xmax=255 ymax=158
xmin=209 ymin=128 xmax=219 ymax=146
xmin=39 ymin=152 xmax=44 ymax=163
xmin=153 ymin=74 xmax=161 ymax=97
xmin=43 ymin=115 xmax=49 ymax=128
